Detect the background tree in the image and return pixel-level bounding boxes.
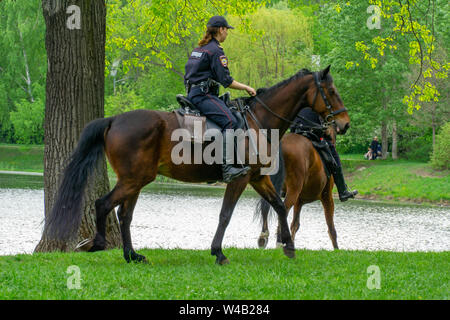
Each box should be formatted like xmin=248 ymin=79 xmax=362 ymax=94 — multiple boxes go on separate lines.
xmin=224 ymin=5 xmax=314 ymax=90
xmin=342 ymin=0 xmax=449 ymax=113
xmin=35 ymin=0 xmax=121 ymax=251
xmin=317 ymin=1 xmax=410 ymax=158
xmin=0 ymin=0 xmax=46 ymax=143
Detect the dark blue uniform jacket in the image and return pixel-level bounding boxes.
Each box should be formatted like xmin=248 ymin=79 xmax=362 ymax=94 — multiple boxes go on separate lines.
xmin=184 ymin=38 xmax=234 ymax=88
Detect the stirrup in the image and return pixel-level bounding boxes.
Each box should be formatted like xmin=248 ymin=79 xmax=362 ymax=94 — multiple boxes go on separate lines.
xmin=222 ymin=165 xmax=250 ymax=183
xmin=339 ymin=189 xmax=358 ymax=202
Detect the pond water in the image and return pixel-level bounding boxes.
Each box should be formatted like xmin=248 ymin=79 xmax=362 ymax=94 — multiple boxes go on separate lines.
xmin=0 ymin=185 xmax=449 ymax=256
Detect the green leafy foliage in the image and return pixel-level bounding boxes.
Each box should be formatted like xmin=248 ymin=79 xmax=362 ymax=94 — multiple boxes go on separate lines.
xmin=9 ymin=97 xmax=44 ymax=144
xmin=105 ymin=0 xmax=262 ymax=79
xmin=105 ymin=89 xmax=146 ymax=117
xmin=338 ymin=0 xmax=449 ymax=113
xmin=397 ymin=126 xmax=433 ymax=161
xmin=430 ymin=122 xmax=450 ymax=170
xmin=0 ymin=0 xmax=46 ymax=143
xmin=224 ymin=7 xmax=313 ymax=90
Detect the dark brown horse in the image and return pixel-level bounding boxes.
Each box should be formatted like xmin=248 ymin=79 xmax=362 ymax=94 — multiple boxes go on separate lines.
xmin=256 ymin=126 xmax=340 ymax=250
xmin=45 ymin=66 xmax=349 ymax=264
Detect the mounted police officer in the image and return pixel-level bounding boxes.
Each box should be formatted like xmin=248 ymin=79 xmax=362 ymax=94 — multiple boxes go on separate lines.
xmin=291 ymin=107 xmax=358 ymax=202
xmin=184 ymin=16 xmax=256 ymax=183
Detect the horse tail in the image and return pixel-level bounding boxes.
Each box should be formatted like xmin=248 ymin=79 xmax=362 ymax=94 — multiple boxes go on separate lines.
xmin=45 ymin=117 xmax=114 ymax=242
xmin=254 ymin=142 xmax=286 ymax=226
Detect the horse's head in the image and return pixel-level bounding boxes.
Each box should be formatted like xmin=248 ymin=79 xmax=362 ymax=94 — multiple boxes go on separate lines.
xmin=308 ymin=65 xmax=350 ymax=135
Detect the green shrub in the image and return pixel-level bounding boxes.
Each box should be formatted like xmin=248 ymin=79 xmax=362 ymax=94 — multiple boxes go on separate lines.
xmin=398 ymin=126 xmax=433 ymax=162
xmin=430 ymin=122 xmax=450 ymax=170
xmin=105 ymin=89 xmax=146 ymax=117
xmin=9 ymin=98 xmax=44 ymax=144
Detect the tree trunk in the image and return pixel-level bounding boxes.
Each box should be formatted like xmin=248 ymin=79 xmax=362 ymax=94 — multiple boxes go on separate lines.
xmin=431 ymin=102 xmax=436 ymax=149
xmin=392 ymin=119 xmax=398 ymax=160
xmin=35 ymin=0 xmax=121 ymax=252
xmin=18 ymin=26 xmax=35 ymax=103
xmin=381 ymin=120 xmax=388 ymax=160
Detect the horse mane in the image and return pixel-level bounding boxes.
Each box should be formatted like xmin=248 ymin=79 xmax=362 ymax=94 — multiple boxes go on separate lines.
xmin=240 ymin=68 xmax=314 ymax=105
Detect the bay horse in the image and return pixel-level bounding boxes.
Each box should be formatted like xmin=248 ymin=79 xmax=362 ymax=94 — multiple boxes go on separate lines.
xmin=256 ymin=126 xmax=340 ymax=250
xmin=44 ymin=65 xmax=349 ymax=264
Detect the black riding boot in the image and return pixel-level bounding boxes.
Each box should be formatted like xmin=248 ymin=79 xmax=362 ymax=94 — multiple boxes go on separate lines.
xmin=221 ymin=130 xmax=250 ymax=183
xmin=333 ymin=166 xmax=358 ymax=202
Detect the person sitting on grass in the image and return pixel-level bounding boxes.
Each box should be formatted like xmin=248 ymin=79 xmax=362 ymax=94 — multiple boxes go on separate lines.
xmin=364 ymin=147 xmax=372 ymax=160
xmin=370 ymin=136 xmax=379 ymax=160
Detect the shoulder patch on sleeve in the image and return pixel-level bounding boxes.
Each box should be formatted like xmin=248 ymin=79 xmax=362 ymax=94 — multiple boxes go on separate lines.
xmin=219 ymin=55 xmax=228 ymax=67
xmin=191 ymin=51 xmax=203 ymax=58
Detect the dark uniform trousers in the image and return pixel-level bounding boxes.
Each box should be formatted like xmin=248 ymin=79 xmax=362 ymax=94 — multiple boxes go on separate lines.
xmin=328 ymin=141 xmax=341 ymax=169
xmin=188 ymin=87 xmax=239 ymax=131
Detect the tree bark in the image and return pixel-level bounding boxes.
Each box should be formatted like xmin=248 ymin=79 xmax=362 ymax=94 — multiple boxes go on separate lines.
xmin=35 ymin=0 xmax=121 ymax=252
xmin=18 ymin=26 xmax=35 ymax=103
xmin=381 ymin=120 xmax=388 ymax=160
xmin=431 ymin=100 xmax=436 ymax=149
xmin=392 ymin=119 xmax=398 ymax=160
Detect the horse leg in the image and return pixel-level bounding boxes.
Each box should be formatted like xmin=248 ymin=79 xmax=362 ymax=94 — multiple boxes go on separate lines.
xmin=250 ymin=175 xmax=295 ymax=259
xmin=290 ymin=200 xmax=304 ymax=242
xmin=90 ymin=187 xmax=120 ymax=251
xmin=211 ymin=176 xmax=250 ymax=265
xmin=90 ymin=179 xmax=147 ymax=262
xmin=275 ymin=224 xmax=282 ymax=248
xmin=276 ymin=189 xmax=301 ymax=246
xmin=117 ymin=192 xmax=146 ymax=262
xmin=321 ymin=187 xmax=338 ymax=250
xmin=257 ymin=200 xmax=271 ymax=249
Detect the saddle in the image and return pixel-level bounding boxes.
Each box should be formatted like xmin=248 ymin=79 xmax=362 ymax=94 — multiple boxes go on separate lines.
xmin=173 ymin=92 xmax=246 ymax=143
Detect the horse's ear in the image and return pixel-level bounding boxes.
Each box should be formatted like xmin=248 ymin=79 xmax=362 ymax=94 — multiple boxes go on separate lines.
xmin=321 ymin=65 xmax=331 ymax=80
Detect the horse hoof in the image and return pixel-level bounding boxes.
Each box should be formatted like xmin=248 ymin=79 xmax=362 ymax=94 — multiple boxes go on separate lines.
xmin=216 ymin=257 xmax=230 ymax=265
xmin=134 ymin=255 xmax=148 ymax=264
xmin=283 ymin=247 xmax=296 ymax=259
xmin=125 ymin=251 xmax=148 ymax=264
xmin=87 ymin=243 xmax=106 ymax=253
xmin=258 ymin=237 xmax=268 ymax=249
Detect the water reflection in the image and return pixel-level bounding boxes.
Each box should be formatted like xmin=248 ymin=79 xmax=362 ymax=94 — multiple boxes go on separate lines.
xmin=0 ymin=187 xmax=448 ymax=256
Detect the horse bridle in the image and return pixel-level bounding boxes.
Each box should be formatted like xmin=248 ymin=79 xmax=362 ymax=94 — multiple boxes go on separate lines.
xmin=238 ymin=72 xmax=347 ymax=146
xmin=247 ymin=72 xmax=347 ymax=130
xmin=312 ymin=72 xmax=347 ymax=124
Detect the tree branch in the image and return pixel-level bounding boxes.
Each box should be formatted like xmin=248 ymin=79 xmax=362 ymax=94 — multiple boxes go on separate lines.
xmin=406 ymin=0 xmax=423 ymax=87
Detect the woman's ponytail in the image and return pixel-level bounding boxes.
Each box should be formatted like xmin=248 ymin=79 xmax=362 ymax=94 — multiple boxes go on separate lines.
xmin=198 ymin=26 xmax=219 ymax=47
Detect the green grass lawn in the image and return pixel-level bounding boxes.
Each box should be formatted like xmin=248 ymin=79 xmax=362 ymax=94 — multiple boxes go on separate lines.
xmin=0 ymin=249 xmax=448 ymax=299
xmin=0 ymin=144 xmax=44 ymax=172
xmin=342 ymin=158 xmax=450 ymax=203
